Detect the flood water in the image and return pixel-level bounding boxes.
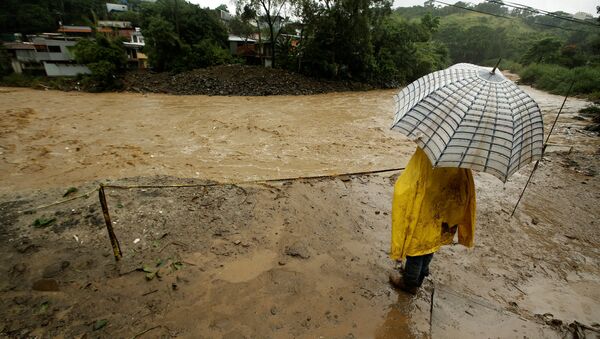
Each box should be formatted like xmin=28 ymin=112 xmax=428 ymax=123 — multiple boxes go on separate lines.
xmin=0 ymin=87 xmax=415 ymax=194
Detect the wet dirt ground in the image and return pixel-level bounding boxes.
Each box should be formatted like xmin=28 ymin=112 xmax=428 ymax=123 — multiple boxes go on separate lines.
xmin=0 ymin=86 xmax=599 ymax=338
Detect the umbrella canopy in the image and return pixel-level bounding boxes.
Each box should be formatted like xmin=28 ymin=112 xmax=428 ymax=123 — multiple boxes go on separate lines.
xmin=392 ymin=63 xmax=543 ymax=182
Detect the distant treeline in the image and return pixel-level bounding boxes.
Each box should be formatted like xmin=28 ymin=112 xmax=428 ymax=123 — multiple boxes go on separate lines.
xmin=1 ymin=0 xmax=599 ymax=97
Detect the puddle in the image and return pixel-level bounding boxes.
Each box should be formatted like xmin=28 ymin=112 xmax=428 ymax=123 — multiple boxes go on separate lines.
xmin=217 ymin=250 xmax=277 ymax=283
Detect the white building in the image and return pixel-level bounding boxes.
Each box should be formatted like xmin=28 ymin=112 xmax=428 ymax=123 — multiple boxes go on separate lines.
xmin=4 ymin=36 xmax=90 ymax=77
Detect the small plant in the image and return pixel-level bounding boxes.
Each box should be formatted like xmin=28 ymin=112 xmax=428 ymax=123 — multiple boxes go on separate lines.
xmin=63 ymin=187 xmax=78 ymax=197
xmin=32 ymin=217 xmax=56 ymax=228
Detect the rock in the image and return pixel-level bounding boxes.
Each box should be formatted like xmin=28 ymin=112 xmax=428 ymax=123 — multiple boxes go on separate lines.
xmin=14 ymin=238 xmax=38 ymax=254
xmin=32 ymin=279 xmax=59 ymax=291
xmin=270 ymin=307 xmax=278 ymax=315
xmin=550 ymin=319 xmax=563 ymax=326
xmin=13 ymin=295 xmax=30 ymax=305
xmin=531 ymin=218 xmax=539 ymax=225
xmin=93 ymin=319 xmax=108 ymax=331
xmin=42 ymin=261 xmax=70 ymax=278
xmin=285 ymin=242 xmax=311 ymax=259
xmin=338 ymin=175 xmax=351 ymax=182
xmin=123 ymin=65 xmax=373 ymax=97
xmin=375 ymin=210 xmax=380 ymax=215
xmin=10 ymin=263 xmax=27 ymax=276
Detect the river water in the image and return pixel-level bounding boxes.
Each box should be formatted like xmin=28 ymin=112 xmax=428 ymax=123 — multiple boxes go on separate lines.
xmin=0 ymin=86 xmax=592 ymax=194
xmin=0 ymin=88 xmax=415 ymax=193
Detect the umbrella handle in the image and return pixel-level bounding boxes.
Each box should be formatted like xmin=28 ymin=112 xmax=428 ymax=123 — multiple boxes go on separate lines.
xmin=491 ymin=58 xmax=502 ymax=74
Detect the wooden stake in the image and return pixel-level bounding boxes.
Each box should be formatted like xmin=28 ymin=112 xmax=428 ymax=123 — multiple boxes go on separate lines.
xmin=99 ymin=184 xmax=122 ymax=261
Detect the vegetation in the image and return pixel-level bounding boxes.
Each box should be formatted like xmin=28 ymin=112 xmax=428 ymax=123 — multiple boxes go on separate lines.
xmin=1 ymin=0 xmax=598 ymax=94
xmin=393 ymin=3 xmax=600 ymax=98
xmin=0 ymin=0 xmax=106 ymax=35
xmin=519 ymin=64 xmax=600 ymax=99
xmin=138 ymin=0 xmax=231 ymax=72
xmin=71 ymin=35 xmax=127 ymax=90
xmin=288 ymin=0 xmax=448 ymax=86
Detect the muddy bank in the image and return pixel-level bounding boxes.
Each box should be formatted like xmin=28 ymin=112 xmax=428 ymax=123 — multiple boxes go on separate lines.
xmin=123 ymin=65 xmax=374 ymax=96
xmin=0 ymin=65 xmax=374 ymax=96
xmin=0 ymin=148 xmax=599 ymax=338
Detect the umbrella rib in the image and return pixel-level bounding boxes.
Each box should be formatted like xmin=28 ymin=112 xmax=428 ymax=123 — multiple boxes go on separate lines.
xmin=506 ymin=83 xmax=541 ymax=174
xmin=458 ymin=80 xmax=493 ymax=168
xmin=430 ymin=78 xmax=482 ymax=166
xmin=483 ymin=82 xmax=501 ymax=173
xmin=399 ymin=72 xmax=477 ymax=134
xmin=413 ymin=96 xmax=457 ymax=149
xmin=418 ymin=78 xmax=480 ymax=157
xmin=510 ymin=85 xmax=528 ymax=173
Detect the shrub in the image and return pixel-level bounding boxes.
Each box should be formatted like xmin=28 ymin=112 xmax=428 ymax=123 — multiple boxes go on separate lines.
xmin=518 ymin=63 xmax=600 ymax=99
xmin=0 ymin=73 xmax=38 ymax=87
xmin=71 ymin=35 xmax=127 ymax=90
xmin=190 ymin=39 xmax=233 ymax=68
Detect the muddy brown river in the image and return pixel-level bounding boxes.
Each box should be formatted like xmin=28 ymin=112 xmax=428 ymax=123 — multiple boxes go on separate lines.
xmin=0 ymin=86 xmax=593 ymax=194
xmin=0 ymin=88 xmax=416 ymax=194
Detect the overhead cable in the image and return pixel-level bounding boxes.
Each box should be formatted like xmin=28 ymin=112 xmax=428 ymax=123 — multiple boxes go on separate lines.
xmin=432 ymin=0 xmax=592 ymax=33
xmin=487 ymin=0 xmax=600 ymax=28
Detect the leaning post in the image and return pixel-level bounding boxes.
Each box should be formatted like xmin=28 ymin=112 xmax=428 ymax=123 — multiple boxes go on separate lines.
xmin=99 ymin=183 xmax=122 ymax=261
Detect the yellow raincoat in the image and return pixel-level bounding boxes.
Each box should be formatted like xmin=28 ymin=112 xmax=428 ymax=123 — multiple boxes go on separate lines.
xmin=390 ymin=147 xmax=476 ymax=260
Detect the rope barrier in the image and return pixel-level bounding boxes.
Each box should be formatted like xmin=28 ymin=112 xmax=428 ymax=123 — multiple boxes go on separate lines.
xmin=19 ymin=187 xmax=99 ymax=214
xmin=99 ymin=166 xmax=405 ymax=261
xmin=102 ymin=166 xmax=406 ymax=190
xmin=18 ymin=166 xmax=405 ymax=213
xmin=14 ymin=166 xmax=406 ymax=261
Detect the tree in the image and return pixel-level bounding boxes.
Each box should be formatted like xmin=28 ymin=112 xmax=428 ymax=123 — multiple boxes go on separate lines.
xmin=139 ymin=0 xmax=230 ymax=72
xmin=236 ymin=0 xmax=291 ymax=67
xmin=143 ymin=16 xmax=183 ymax=71
xmin=521 ymin=37 xmax=562 ymax=65
xmin=0 ymin=0 xmax=108 ymax=36
xmin=474 ymin=1 xmax=508 ymax=16
xmin=72 ymin=35 xmax=127 ymax=89
xmin=0 ymin=44 xmax=12 ymax=76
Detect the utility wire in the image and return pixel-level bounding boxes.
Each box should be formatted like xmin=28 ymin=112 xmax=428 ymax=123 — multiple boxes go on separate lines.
xmin=434 ymin=0 xmax=512 ymax=19
xmin=487 ymin=0 xmax=600 ymax=28
xmin=433 ymin=0 xmax=592 ymax=33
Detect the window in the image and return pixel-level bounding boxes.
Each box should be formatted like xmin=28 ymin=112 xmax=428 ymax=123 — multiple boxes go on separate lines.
xmin=48 ymin=45 xmax=61 ymax=53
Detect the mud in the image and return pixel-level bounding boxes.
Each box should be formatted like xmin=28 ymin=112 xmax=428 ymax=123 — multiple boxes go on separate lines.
xmin=0 ymin=85 xmax=599 ymax=338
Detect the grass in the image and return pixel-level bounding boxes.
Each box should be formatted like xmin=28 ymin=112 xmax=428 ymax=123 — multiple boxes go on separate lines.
xmin=518 ymin=63 xmax=600 ymax=100
xmin=32 ymin=217 xmax=56 ymax=228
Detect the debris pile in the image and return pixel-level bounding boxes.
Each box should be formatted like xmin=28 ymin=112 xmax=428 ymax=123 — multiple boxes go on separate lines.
xmin=123 ymin=64 xmax=373 ymax=96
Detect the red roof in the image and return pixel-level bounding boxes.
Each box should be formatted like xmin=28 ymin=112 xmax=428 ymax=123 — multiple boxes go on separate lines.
xmin=3 ymin=42 xmax=35 ymax=50
xmin=58 ymin=26 xmax=93 ymax=33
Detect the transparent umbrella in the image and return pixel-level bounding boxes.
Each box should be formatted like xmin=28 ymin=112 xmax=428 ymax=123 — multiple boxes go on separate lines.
xmin=392 ymin=63 xmax=543 ymax=182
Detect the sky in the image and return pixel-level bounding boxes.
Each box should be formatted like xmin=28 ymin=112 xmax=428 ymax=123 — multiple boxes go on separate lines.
xmin=188 ymin=0 xmax=599 ymax=16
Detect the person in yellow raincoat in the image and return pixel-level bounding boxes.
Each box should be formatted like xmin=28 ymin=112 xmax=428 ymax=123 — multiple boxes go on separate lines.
xmin=389 ymin=147 xmax=476 ymax=294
